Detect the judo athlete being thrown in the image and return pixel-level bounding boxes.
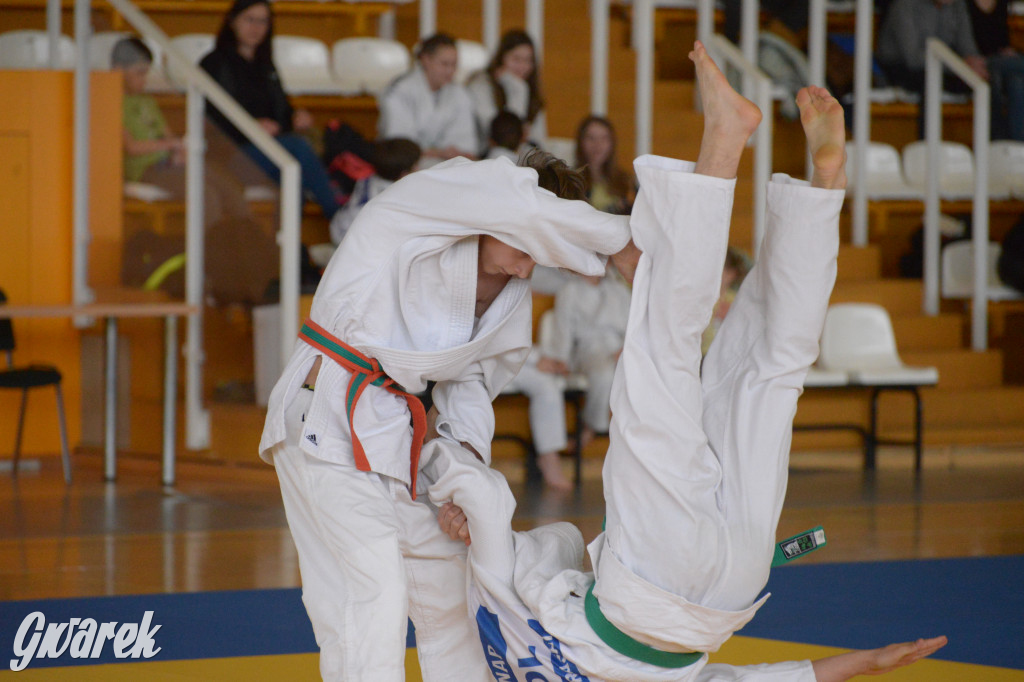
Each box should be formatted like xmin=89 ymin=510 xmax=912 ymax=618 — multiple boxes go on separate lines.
xmin=259 ymin=100 xmax=638 ymax=677
xmin=425 ymin=42 xmax=948 ymax=681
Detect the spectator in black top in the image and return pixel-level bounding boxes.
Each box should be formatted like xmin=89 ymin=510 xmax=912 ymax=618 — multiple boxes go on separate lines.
xmin=968 ymin=0 xmax=1024 ymax=140
xmin=200 ymin=0 xmax=341 ymax=219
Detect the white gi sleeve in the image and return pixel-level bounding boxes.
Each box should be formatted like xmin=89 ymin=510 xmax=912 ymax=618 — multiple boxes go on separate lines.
xmin=698 ymin=661 xmax=817 ymax=681
xmin=364 ymin=157 xmax=631 ymax=276
xmin=432 ymin=371 xmax=496 ymax=464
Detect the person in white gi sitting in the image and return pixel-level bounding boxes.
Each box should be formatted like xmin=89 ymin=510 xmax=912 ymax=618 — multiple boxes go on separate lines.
xmin=378 ymin=32 xmax=479 ymax=167
xmin=423 ymin=41 xmax=948 ymax=681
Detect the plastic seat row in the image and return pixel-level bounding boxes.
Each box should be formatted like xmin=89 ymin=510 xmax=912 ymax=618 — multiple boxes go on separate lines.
xmin=845 ymin=139 xmax=1024 ymax=201
xmin=0 ymin=30 xmax=490 ymax=97
xmin=941 ymin=241 xmax=1022 ymax=301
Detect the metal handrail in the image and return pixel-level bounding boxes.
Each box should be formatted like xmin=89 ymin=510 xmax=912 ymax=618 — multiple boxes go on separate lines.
xmin=707 ymin=33 xmax=774 ymax=256
xmin=59 ymin=0 xmax=302 ymax=449
xmin=923 ymin=38 xmax=991 ymax=351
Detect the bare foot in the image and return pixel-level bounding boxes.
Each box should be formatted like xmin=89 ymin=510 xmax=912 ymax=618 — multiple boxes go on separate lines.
xmin=579 ymin=426 xmax=596 ymax=451
xmin=796 ymin=86 xmax=847 ymax=190
xmin=690 ymin=40 xmax=763 ymax=180
xmin=536 ymin=451 xmax=573 ymax=491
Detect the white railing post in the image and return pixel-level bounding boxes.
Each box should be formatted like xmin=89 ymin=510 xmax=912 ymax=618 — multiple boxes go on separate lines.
xmin=420 ymin=0 xmax=437 ymax=38
xmin=483 ymin=0 xmax=500 ymax=52
xmin=526 ymin=0 xmax=544 ymax=62
xmin=73 ymin=0 xmax=94 ymax=309
xmin=806 ymin=0 xmax=827 ymax=178
xmin=852 ymin=0 xmax=872 ymax=247
xmin=697 ymin=0 xmax=714 ymax=44
xmin=923 ymin=39 xmax=990 ymax=350
xmin=708 ymin=34 xmax=773 ymax=256
xmin=634 ymin=0 xmax=655 ymax=156
xmin=184 ymin=86 xmax=209 ymax=449
xmin=47 ymin=0 xmax=61 ymax=68
xmin=924 ymin=47 xmax=942 ymax=318
xmin=590 ymin=0 xmax=610 ymax=115
xmin=740 ymin=0 xmax=759 ymax=99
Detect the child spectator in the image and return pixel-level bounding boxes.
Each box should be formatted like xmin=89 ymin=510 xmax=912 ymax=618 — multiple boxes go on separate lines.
xmin=484 ymin=110 xmax=524 ymax=161
xmin=328 ymin=137 xmax=421 ymax=245
xmin=113 ymin=37 xmax=249 ymax=226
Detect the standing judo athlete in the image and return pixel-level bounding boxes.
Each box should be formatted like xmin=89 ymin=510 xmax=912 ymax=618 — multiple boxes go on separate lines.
xmin=259 ymin=139 xmax=635 ymax=676
xmin=424 ymin=42 xmax=947 ymax=681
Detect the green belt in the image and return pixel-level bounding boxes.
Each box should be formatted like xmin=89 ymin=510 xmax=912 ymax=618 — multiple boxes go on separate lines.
xmin=584 ymin=525 xmax=827 ymax=667
xmin=584 ymin=584 xmax=703 ymax=669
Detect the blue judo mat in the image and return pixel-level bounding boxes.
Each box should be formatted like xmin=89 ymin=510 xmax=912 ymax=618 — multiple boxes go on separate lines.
xmin=1 ymin=555 xmax=1020 ymax=670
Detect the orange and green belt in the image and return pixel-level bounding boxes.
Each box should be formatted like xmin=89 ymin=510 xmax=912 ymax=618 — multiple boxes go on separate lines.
xmin=298 ymin=319 xmax=427 ymax=499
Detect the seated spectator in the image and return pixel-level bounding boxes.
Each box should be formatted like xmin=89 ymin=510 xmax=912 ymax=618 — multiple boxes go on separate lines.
xmin=329 ymin=138 xmax=421 ymax=245
xmin=113 ymin=37 xmax=249 ymax=226
xmin=466 ymin=30 xmax=547 ymax=154
xmin=378 ymin=33 xmax=478 ymax=166
xmin=200 ymin=0 xmax=342 ymax=219
xmin=504 ymin=267 xmax=631 ymax=490
xmin=876 ymin=0 xmax=987 ymax=114
xmin=484 ymin=110 xmax=524 ymax=161
xmin=574 ymin=115 xmax=636 ymax=215
xmin=968 ymin=0 xmax=1024 ymax=140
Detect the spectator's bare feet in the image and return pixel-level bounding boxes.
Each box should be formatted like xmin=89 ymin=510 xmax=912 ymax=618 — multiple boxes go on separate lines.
xmin=536 ymin=451 xmax=573 ymax=491
xmin=690 ymin=41 xmax=763 ymax=180
xmin=796 ymin=86 xmax=847 ymax=190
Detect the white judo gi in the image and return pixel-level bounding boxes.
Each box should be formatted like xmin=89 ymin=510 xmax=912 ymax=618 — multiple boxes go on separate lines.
xmin=547 ymin=272 xmax=631 ymax=435
xmin=503 ymin=272 xmax=631 ymax=456
xmin=379 ymin=67 xmax=478 ymax=161
xmin=423 ymin=155 xmax=845 ymax=681
xmin=259 ymin=156 xmax=630 ymax=681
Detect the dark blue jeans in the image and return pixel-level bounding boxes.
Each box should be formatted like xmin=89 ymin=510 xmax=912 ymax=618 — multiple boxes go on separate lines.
xmin=243 ymin=132 xmax=340 ymax=220
xmin=988 ymin=53 xmax=1024 ymax=142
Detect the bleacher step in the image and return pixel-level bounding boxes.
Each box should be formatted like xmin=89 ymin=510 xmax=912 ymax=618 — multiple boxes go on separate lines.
xmin=837 ymin=244 xmax=882 ymax=281
xmin=890 ymin=313 xmax=965 ymax=352
xmin=900 ymin=349 xmax=1003 ymax=389
xmin=830 ymin=279 xmax=923 ymax=315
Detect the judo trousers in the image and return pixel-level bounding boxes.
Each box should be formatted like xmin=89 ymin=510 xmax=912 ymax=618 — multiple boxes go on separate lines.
xmin=598 ymin=169 xmax=841 ymax=619
xmin=270 ymin=389 xmax=490 ymax=681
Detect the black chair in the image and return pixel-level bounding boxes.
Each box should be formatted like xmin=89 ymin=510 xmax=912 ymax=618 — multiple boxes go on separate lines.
xmin=0 ymin=289 xmax=72 ymax=483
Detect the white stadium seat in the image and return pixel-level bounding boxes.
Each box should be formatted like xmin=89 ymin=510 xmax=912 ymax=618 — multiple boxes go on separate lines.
xmin=902 ymin=140 xmax=1007 ymax=200
xmin=844 ymin=141 xmax=923 ymax=200
xmin=0 ymin=30 xmax=75 ymax=70
xmin=989 ymin=140 xmax=1024 ymax=199
xmin=454 ymin=39 xmax=488 ymax=85
xmin=272 ymin=35 xmax=341 ymax=95
xmin=331 ymin=37 xmax=410 ymax=95
xmin=165 ymin=33 xmax=215 ymax=87
xmin=941 ymin=241 xmax=1022 ymax=301
xmin=818 ymin=303 xmax=939 ymax=387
